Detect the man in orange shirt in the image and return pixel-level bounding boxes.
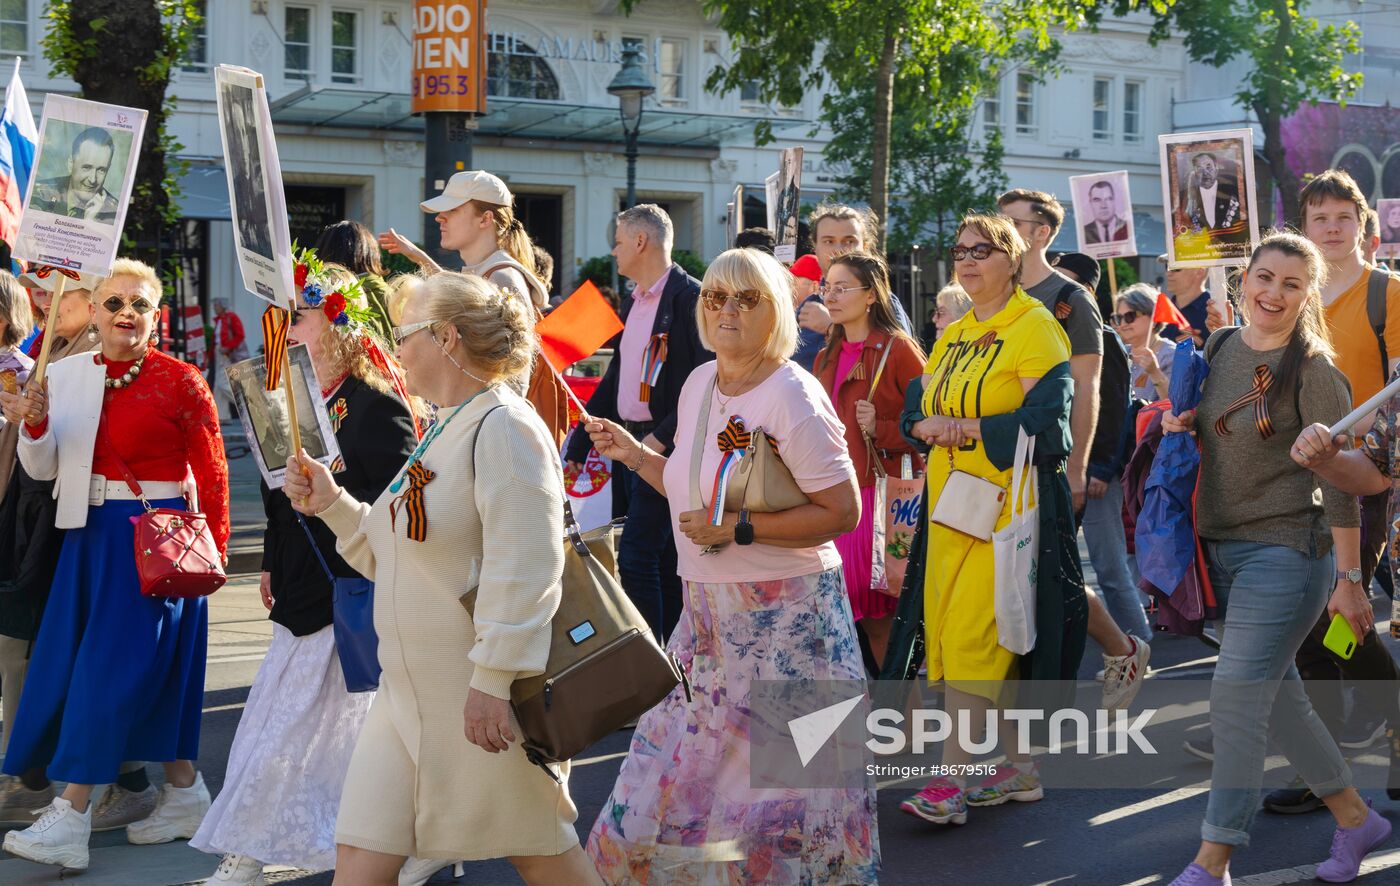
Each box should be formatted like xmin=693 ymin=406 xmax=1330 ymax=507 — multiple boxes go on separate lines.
xmin=1263 ymin=169 xmax=1400 ymax=815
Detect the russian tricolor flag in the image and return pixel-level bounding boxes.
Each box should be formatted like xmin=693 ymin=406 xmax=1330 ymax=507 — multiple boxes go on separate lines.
xmin=0 ymin=58 xmax=37 ymax=256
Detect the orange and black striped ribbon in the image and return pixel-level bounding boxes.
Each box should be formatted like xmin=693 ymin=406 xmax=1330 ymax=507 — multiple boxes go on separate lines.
xmin=389 ymin=461 xmax=436 ymax=541
xmin=33 ymin=265 xmax=81 ymax=281
xmin=1214 ymin=364 xmax=1276 ymax=439
xmin=261 ymin=305 xmax=291 ymax=391
xmin=716 ymin=415 xmax=780 ymax=456
xmin=639 ymin=333 xmax=668 ymax=403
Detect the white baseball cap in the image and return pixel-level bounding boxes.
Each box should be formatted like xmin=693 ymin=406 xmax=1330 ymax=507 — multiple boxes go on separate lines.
xmin=420 ymin=170 xmax=513 ymax=213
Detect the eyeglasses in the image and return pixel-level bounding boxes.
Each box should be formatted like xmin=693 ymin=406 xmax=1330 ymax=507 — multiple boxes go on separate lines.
xmin=1003 ymin=215 xmax=1047 ymax=230
xmin=949 ymin=243 xmax=1006 ymax=262
xmin=932 ymin=307 xmax=947 ymax=317
xmin=700 ymin=289 xmax=763 ymax=312
xmin=823 ymin=284 xmax=871 ymax=299
xmin=100 ymin=295 xmax=157 ymax=315
xmin=1109 ymin=310 xmax=1142 ymax=326
xmin=391 ymin=319 xmax=436 ymax=346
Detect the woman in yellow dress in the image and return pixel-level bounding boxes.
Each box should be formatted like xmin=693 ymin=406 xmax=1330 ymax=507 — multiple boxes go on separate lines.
xmin=899 ymin=213 xmax=1084 ymax=825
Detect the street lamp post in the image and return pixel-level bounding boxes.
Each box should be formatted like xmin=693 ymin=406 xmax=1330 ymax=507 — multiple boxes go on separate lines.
xmin=608 ymin=46 xmax=655 ymax=210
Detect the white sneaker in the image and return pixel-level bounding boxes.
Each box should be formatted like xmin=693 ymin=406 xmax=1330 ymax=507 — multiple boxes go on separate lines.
xmin=205 ymin=852 xmax=266 ymax=885
xmin=399 ymin=855 xmax=455 ymax=886
xmin=91 ymin=782 xmax=159 ymax=832
xmin=1 ymin=796 xmax=91 ymax=870
xmin=1101 ymin=636 xmax=1151 ymax=710
xmin=125 ymin=772 xmax=211 ymax=845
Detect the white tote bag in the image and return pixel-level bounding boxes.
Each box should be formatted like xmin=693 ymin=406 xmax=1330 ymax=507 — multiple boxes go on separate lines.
xmin=992 ymin=428 xmax=1038 ymax=655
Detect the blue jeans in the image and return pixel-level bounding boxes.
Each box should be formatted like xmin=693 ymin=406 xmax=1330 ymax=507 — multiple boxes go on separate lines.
xmin=1201 ymin=540 xmax=1352 ymax=847
xmin=618 ymin=471 xmax=683 ymax=642
xmin=1082 ymin=479 xmax=1152 ymax=642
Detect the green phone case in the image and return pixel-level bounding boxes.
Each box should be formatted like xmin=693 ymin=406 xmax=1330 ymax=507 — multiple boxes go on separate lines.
xmin=1322 ymin=613 xmax=1357 ymax=661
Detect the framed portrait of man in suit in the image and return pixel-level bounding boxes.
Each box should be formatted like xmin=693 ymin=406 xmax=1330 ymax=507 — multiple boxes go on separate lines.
xmin=1070 ymin=170 xmax=1137 ymax=261
xmin=1159 ymin=129 xmax=1260 ymax=268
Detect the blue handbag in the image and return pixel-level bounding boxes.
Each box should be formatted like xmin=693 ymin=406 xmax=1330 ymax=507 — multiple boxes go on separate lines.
xmin=297 ymin=514 xmax=380 ymax=693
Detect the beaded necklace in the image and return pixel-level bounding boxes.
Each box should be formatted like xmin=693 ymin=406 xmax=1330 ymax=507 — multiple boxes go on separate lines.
xmin=387 ymin=387 xmax=493 ymax=493
xmin=103 ymin=351 xmax=148 ymax=389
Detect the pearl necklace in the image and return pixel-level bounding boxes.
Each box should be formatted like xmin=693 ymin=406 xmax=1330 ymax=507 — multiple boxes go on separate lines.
xmin=104 ymin=352 xmax=147 ymax=389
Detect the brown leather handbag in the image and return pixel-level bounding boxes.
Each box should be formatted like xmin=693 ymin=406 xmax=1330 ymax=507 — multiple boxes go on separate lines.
xmin=98 ymin=422 xmax=226 ymax=599
xmin=463 ymin=405 xmax=688 ymax=772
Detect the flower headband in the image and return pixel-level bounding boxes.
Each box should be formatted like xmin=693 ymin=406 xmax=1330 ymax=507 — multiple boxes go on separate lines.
xmin=292 ymin=244 xmax=374 ymax=332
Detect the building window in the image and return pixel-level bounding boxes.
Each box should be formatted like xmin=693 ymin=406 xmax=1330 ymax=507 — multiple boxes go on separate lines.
xmin=1123 ymin=80 xmax=1144 ymax=144
xmin=659 ymin=38 xmax=685 ymax=104
xmin=331 ymin=9 xmax=358 ymax=84
xmin=1092 ymin=76 xmax=1113 ymax=141
xmin=0 ymin=0 xmax=27 ymax=57
xmin=486 ymin=40 xmax=561 ymax=101
xmin=982 ymin=86 xmax=1001 ymax=136
xmin=1015 ymin=72 xmax=1037 ymax=136
xmin=180 ymin=0 xmax=208 ymax=73
xmin=284 ymin=5 xmax=312 ymax=79
xmin=740 ymin=79 xmax=762 ymax=106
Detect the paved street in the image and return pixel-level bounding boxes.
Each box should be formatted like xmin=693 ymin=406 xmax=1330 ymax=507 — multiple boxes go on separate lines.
xmin=4 ymin=429 xmax=1400 ymax=884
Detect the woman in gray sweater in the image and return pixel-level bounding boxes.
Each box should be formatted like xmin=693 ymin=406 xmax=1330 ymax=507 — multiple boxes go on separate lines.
xmin=1161 ymin=233 xmax=1389 ymax=886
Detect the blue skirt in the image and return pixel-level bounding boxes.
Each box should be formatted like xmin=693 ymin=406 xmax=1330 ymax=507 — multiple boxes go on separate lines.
xmin=1 ymin=498 xmax=207 ymax=784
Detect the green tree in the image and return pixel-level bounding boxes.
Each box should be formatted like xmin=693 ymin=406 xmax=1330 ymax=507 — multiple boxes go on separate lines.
xmin=1119 ymin=0 xmax=1362 ymax=226
xmin=695 ymin=0 xmax=1107 ymax=248
xmin=42 ymin=1 xmax=202 ymax=270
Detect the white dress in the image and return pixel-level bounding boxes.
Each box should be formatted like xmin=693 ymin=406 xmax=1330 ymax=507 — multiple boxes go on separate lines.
xmin=190 ymin=623 xmax=372 ymax=870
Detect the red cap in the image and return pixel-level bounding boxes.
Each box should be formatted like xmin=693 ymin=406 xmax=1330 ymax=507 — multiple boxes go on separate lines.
xmin=790 ymin=254 xmax=822 ymax=282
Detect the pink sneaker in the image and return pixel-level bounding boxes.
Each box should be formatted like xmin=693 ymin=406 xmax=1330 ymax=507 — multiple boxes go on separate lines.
xmin=899 ymin=778 xmax=967 ymax=825
xmin=967 ymin=764 xmax=1044 ymax=807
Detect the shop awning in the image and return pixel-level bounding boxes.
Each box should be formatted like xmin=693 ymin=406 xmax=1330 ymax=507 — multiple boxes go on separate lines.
xmin=267 ymin=86 xmax=815 ymax=148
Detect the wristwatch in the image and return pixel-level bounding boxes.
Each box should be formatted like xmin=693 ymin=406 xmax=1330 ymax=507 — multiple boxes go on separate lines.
xmin=734 ymin=509 xmax=755 ymax=546
xmin=1336 ymin=568 xmax=1363 ymax=584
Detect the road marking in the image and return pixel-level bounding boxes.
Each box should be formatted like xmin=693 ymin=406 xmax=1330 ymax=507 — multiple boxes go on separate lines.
xmin=202 ymin=702 xmax=247 ymax=714
xmin=1232 ymin=847 xmax=1400 ymax=884
xmin=1089 ymin=760 xmax=1289 ymax=826
xmin=206 ymin=652 xmax=274 ymax=664
xmin=572 ymin=750 xmax=629 ymax=768
xmin=1118 ymin=877 xmax=1163 ymax=886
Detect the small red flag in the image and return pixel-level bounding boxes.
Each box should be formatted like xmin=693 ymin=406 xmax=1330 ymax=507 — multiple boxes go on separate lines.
xmin=1152 ymin=292 xmax=1192 ymax=332
xmin=536 ymin=281 xmax=624 ymax=372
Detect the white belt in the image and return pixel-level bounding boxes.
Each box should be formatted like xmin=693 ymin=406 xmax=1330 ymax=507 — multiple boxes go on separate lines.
xmin=89 ymin=477 xmax=184 ymax=506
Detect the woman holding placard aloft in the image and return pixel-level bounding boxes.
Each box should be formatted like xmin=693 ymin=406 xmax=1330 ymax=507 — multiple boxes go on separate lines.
xmin=812 ymin=251 xmax=925 ymax=671
xmin=1159 ymin=233 xmax=1388 ymax=886
xmin=898 ymin=213 xmax=1080 ymax=827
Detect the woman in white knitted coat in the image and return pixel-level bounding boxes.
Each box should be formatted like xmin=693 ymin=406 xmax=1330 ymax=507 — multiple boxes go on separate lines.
xmin=285 ymin=271 xmax=603 ymax=886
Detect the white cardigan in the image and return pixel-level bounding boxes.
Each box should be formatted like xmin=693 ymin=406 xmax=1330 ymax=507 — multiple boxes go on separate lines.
xmin=16 ymin=351 xmax=107 ymax=529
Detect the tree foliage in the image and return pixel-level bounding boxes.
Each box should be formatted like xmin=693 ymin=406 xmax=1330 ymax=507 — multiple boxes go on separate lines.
xmin=42 ymin=0 xmax=202 ymax=271
xmin=1117 ymin=0 xmax=1362 ymax=226
xmin=694 ymin=0 xmax=1112 ymax=247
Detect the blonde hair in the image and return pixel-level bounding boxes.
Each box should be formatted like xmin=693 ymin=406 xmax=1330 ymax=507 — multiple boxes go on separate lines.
xmin=696 ymin=248 xmax=798 ymax=361
xmin=96 ymin=258 xmax=163 ymax=304
xmin=0 ymin=271 xmax=34 ymax=348
xmin=468 ymin=199 xmax=545 ymax=291
xmin=421 ymin=271 xmax=536 ymax=380
xmin=306 ymin=264 xmax=393 ymax=396
xmin=936 ymin=283 xmax=972 ymax=321
xmin=955 ymin=213 xmax=1027 ymax=287
xmin=385 ymin=274 xmax=424 ymax=326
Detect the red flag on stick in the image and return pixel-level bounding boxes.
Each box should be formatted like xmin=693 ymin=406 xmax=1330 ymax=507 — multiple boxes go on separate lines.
xmin=536 ymin=281 xmax=624 ymax=372
xmin=1152 ymin=292 xmax=1192 ymax=332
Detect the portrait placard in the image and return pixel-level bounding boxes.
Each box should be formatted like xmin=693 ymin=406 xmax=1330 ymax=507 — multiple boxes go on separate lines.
xmin=764 ymin=171 xmax=779 ymax=235
xmin=226 ymin=345 xmax=342 ymax=489
xmin=1159 ymin=129 xmax=1259 ymax=268
xmin=1070 ymin=170 xmax=1137 ymax=260
xmin=774 ymin=147 xmax=803 ymax=264
xmin=12 ymin=95 xmax=146 ymax=276
xmin=215 ymin=65 xmax=295 ymax=305
xmin=1378 ymin=199 xmax=1400 ymax=261
xmin=727 ymin=183 xmax=743 ymax=248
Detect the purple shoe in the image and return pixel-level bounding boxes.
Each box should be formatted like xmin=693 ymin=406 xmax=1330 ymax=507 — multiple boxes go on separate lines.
xmin=1168 ymin=863 xmax=1231 ymax=885
xmin=1315 ymin=803 xmax=1393 ymax=883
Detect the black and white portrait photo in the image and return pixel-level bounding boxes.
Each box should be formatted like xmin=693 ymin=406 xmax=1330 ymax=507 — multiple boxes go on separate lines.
xmin=1070 ymin=170 xmax=1137 ymax=260
xmin=218 ymin=78 xmax=273 ymax=260
xmin=226 ymin=345 xmax=341 ymax=489
xmin=774 ymin=147 xmax=803 ymax=263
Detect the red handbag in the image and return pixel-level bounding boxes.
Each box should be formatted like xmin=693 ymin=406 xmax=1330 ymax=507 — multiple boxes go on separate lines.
xmin=97 ymin=422 xmax=226 ymax=599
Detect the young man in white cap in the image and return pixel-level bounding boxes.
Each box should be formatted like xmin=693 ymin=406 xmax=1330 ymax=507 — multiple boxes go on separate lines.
xmin=380 ymin=170 xmax=548 ymax=309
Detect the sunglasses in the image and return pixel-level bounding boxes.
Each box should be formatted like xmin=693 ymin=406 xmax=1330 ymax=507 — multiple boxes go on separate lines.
xmin=700 ymin=289 xmax=763 ymax=312
xmin=1109 ymin=310 xmax=1142 ymax=326
xmin=949 ymin=243 xmax=1006 ymax=262
xmin=391 ymin=319 xmax=437 ymax=346
xmin=100 ymin=295 xmax=157 ymax=315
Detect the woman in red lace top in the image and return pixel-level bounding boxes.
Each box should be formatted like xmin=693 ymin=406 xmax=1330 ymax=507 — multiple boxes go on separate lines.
xmin=0 ymin=258 xmax=227 ymax=872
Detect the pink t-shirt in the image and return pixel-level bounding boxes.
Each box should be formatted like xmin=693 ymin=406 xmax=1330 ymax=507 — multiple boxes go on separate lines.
xmin=616 ymin=267 xmax=671 ymax=422
xmin=662 ymin=361 xmax=856 ymax=583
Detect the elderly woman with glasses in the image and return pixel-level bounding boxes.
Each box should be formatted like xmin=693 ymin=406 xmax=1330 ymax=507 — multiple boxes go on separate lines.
xmin=582 ymin=247 xmax=879 ymax=883
xmin=1112 ymin=283 xmax=1177 ymax=402
xmin=0 ymin=259 xmax=229 ymax=872
xmin=899 ymin=214 xmax=1082 ymax=827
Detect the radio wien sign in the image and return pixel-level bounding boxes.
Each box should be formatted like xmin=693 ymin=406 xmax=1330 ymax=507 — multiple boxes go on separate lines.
xmin=412 ymin=1 xmax=487 ymax=114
